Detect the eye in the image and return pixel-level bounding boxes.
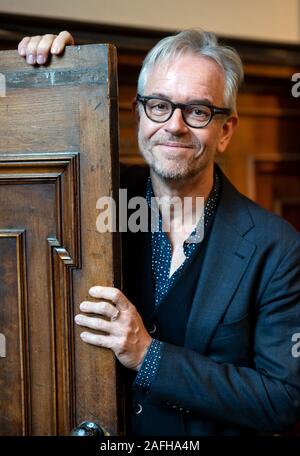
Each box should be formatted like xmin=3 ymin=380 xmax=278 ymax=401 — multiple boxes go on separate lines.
xmin=147 ymin=99 xmax=171 ymax=116
xmin=189 ymin=105 xmax=210 ymax=118
xmin=150 ymin=102 xmax=169 ymax=112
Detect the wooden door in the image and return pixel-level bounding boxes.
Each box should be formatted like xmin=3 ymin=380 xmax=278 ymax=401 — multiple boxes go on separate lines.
xmin=0 ymin=45 xmax=123 ymax=435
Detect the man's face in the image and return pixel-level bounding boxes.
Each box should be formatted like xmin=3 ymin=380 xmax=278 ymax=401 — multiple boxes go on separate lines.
xmin=137 ymin=53 xmax=237 ymax=182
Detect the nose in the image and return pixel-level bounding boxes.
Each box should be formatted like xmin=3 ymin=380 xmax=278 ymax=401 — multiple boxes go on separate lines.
xmin=163 ymin=108 xmax=189 ymax=135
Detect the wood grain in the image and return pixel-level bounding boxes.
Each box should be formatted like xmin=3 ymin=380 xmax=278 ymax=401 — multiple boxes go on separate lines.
xmin=0 ymin=44 xmax=122 ymax=435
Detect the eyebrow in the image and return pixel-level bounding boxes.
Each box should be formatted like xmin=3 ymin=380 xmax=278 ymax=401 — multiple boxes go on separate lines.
xmin=147 ymin=92 xmax=213 ymax=105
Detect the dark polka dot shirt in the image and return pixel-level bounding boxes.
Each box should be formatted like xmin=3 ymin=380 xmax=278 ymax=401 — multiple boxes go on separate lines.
xmin=133 ymin=169 xmax=221 ymax=392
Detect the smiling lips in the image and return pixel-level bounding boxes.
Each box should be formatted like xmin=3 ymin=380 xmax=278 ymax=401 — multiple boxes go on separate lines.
xmin=157 ymin=142 xmax=195 ymax=149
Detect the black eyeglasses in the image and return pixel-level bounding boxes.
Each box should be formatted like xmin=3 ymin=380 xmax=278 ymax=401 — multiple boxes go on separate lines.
xmin=136 ymin=94 xmax=231 ymax=128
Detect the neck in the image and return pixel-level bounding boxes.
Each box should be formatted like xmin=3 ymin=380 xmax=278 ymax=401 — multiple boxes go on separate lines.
xmin=150 ymin=163 xmax=215 ymax=243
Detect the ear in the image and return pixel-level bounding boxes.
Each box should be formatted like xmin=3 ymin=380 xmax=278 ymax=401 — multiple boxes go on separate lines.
xmin=217 ymin=114 xmax=238 ymax=154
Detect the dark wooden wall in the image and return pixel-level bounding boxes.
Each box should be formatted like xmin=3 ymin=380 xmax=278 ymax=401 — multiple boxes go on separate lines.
xmin=1 ymin=12 xmax=300 ymax=231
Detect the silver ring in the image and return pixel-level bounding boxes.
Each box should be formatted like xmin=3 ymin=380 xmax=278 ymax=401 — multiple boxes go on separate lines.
xmin=111 ymin=309 xmax=120 ymax=321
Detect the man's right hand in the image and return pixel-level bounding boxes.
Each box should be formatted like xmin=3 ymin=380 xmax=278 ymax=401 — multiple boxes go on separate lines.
xmin=18 ymin=31 xmax=75 ymax=65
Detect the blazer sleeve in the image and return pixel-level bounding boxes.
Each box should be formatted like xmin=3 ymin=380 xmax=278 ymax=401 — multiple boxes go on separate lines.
xmin=146 ymin=237 xmax=300 ymax=432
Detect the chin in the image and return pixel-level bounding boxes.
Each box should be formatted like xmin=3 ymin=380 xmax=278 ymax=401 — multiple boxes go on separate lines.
xmin=140 ymin=147 xmax=212 ymax=182
xmin=150 ymin=160 xmax=202 ymax=182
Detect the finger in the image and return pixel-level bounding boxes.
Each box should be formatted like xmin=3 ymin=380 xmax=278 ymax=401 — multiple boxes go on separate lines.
xmin=80 ymin=300 xmax=117 ymax=318
xmin=75 ymin=314 xmax=114 ymax=333
xmin=89 ymin=286 xmax=130 ymax=310
xmin=51 ymin=31 xmax=75 ymax=54
xmin=80 ymin=331 xmax=113 ymax=348
xmin=25 ymin=35 xmax=42 ymax=64
xmin=18 ymin=36 xmax=31 ymax=57
xmin=36 ymin=34 xmax=57 ymax=64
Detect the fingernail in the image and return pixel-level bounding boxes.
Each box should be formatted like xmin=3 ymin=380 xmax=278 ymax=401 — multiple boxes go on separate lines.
xmin=27 ymin=54 xmax=35 ymax=64
xmin=37 ymin=54 xmax=46 ymax=64
xmin=80 ymin=302 xmax=87 ymax=310
xmin=19 ymin=48 xmax=26 ymax=56
xmin=51 ymin=45 xmax=59 ymax=54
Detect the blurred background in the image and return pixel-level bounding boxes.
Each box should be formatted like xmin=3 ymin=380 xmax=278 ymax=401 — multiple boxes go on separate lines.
xmin=0 ymin=0 xmax=300 ymax=232
xmin=0 ymin=0 xmax=300 ymax=42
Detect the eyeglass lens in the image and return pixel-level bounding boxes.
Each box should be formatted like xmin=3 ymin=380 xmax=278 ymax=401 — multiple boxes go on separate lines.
xmin=145 ymin=98 xmax=212 ymax=127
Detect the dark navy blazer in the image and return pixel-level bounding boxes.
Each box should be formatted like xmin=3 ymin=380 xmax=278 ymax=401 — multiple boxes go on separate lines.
xmin=121 ymin=164 xmax=300 ymax=436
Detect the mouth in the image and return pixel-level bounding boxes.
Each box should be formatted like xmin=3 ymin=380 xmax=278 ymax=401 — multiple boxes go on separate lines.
xmin=156 ymin=142 xmax=195 ymax=149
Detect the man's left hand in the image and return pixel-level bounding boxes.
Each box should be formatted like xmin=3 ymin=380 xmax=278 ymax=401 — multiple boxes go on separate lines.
xmin=75 ymin=286 xmax=152 ymax=371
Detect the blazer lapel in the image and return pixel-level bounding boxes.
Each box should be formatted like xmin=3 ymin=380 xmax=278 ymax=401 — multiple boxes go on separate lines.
xmin=184 ymin=171 xmax=257 ymax=353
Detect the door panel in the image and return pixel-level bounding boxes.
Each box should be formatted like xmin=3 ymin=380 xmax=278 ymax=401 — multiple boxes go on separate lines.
xmin=0 ymin=231 xmax=29 ymax=435
xmin=254 ymin=157 xmax=300 ymax=232
xmin=0 ymin=45 xmax=122 ymax=435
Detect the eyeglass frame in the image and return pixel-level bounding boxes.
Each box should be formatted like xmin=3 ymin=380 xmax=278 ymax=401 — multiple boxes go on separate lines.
xmin=136 ymin=94 xmax=232 ymax=129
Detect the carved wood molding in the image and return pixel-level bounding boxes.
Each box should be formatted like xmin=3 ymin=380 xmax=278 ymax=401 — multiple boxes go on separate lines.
xmin=246 ymin=152 xmax=300 ymax=204
xmin=0 ymin=152 xmax=81 ymax=262
xmin=47 ymin=238 xmax=76 ymax=434
xmin=0 ymin=229 xmax=30 ymax=435
xmin=0 ymin=152 xmax=80 ymax=434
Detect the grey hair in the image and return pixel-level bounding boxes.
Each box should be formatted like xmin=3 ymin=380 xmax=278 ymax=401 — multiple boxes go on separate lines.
xmin=137 ymin=29 xmax=244 ymax=111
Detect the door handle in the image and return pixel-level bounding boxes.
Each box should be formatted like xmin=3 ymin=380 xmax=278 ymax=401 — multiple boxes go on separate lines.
xmin=70 ymin=421 xmax=109 ymax=437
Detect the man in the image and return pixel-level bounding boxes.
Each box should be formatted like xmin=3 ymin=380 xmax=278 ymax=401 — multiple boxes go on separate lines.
xmin=18 ymin=29 xmax=300 ymax=436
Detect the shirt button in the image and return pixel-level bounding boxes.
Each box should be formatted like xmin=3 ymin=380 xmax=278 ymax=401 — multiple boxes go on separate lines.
xmin=149 ymin=323 xmax=157 ymax=335
xmin=134 ymin=403 xmax=143 ymax=415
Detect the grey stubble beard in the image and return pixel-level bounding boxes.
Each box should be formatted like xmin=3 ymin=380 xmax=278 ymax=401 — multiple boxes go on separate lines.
xmin=138 ymin=133 xmax=213 ymax=184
